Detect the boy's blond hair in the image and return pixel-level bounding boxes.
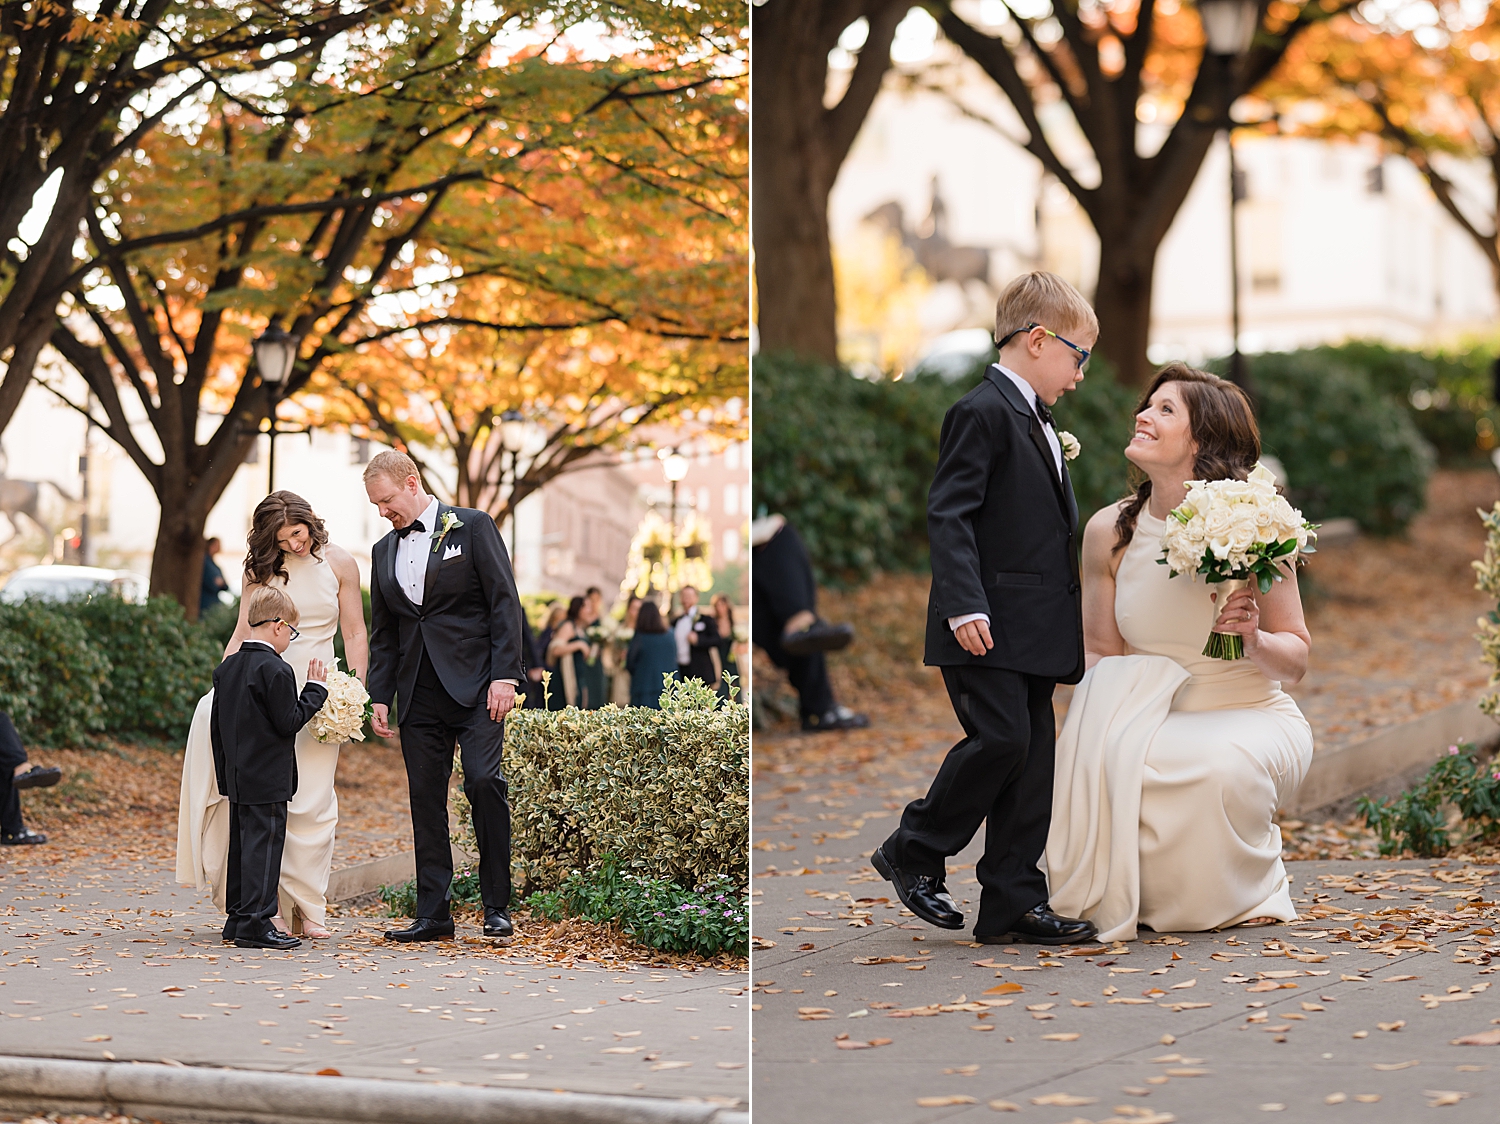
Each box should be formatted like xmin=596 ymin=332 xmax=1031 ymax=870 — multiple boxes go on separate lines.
xmin=247 ymin=585 xmax=299 ymax=627
xmin=994 ymin=271 xmax=1098 ymax=345
xmin=363 ymin=449 xmax=420 ymax=488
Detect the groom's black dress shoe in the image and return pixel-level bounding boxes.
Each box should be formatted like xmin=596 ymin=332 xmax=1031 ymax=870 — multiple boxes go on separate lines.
xmin=978 ymin=905 xmax=1098 ymax=946
xmin=871 ymin=846 xmax=964 ymax=930
xmin=235 ymin=927 xmax=301 ymax=950
xmin=483 ymin=908 xmax=513 ymax=938
xmin=385 ymin=917 xmax=456 ymax=943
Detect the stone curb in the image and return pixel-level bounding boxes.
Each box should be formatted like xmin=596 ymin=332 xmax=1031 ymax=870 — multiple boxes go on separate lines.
xmin=1287 ymin=691 xmax=1496 ymax=814
xmin=0 ymin=1055 xmax=747 ymax=1124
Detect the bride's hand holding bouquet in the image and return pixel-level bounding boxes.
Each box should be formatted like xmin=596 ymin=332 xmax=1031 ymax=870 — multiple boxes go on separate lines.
xmin=1159 ymin=463 xmax=1317 ymax=660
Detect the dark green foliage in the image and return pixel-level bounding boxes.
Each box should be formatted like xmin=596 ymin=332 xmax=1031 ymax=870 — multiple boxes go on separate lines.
xmin=198 ymin=596 xmax=241 ymax=650
xmin=751 ymin=351 xmax=957 ymax=585
xmin=0 ymin=596 xmax=216 ymax=746
xmin=1248 ymin=351 xmax=1436 ymax=535
xmin=72 ymin=596 xmax=219 ymax=742
xmin=0 ymin=601 xmax=108 ymax=746
xmin=525 ymin=855 xmax=747 ymax=957
xmin=1358 ymin=743 xmax=1500 ymax=857
xmin=1301 ymin=341 xmax=1500 ymax=466
xmin=379 ymin=867 xmax=483 ymax=918
xmin=1049 ymin=354 xmax=1140 ymax=522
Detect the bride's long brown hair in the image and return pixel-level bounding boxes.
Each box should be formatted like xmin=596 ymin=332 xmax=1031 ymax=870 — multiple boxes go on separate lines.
xmin=244 ymin=491 xmax=329 ymax=586
xmin=1113 ymin=363 xmax=1261 ymax=554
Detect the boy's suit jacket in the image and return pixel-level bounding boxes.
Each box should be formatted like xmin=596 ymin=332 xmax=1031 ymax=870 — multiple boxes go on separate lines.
xmin=923 ymin=365 xmax=1084 ymax=684
xmin=210 ymin=642 xmax=328 ymax=804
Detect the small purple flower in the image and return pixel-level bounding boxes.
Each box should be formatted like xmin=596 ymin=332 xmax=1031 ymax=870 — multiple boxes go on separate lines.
xmin=1449 ymin=745 xmax=1461 ymax=755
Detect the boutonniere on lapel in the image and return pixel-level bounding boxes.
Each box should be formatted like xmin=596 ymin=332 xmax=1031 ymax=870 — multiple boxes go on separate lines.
xmin=432 ymin=510 xmax=464 ymax=553
xmin=1058 ymin=431 xmax=1081 ymax=461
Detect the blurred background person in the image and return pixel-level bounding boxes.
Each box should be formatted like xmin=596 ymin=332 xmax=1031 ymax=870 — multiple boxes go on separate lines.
xmin=200 ymin=537 xmax=228 ymax=619
xmin=752 ymin=515 xmax=867 ymax=732
xmin=548 ymin=595 xmax=605 ymax=708
xmin=536 ymin=602 xmax=568 ymax=710
xmin=627 ymin=600 xmax=679 ymax=708
xmin=673 ymin=584 xmax=721 ymax=687
xmin=712 ymin=592 xmax=741 ymax=699
xmin=0 ymin=710 xmax=60 ymax=845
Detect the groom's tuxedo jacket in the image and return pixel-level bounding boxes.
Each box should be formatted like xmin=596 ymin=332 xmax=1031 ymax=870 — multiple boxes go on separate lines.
xmin=368 ymin=503 xmax=525 ymax=716
xmin=923 ymin=365 xmax=1085 ymax=684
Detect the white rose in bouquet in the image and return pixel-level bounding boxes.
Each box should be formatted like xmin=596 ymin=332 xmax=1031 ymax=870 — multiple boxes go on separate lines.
xmin=309 ymin=659 xmax=372 ymax=744
xmin=1159 ymin=463 xmax=1318 ymax=660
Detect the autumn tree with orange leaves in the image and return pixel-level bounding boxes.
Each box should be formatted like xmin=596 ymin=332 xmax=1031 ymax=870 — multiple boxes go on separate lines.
xmin=36 ymin=1 xmax=746 ymax=616
xmin=1266 ymin=3 xmax=1500 ymax=298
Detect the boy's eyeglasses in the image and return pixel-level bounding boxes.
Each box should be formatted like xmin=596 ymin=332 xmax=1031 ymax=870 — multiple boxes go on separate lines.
xmin=996 ymin=322 xmax=1091 ymax=372
xmin=250 ymin=618 xmax=300 ymax=642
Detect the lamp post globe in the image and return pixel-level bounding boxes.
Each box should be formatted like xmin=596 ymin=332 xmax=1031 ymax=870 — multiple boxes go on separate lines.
xmin=1199 ymin=0 xmax=1258 ymax=56
xmin=253 ymin=323 xmax=299 ymax=386
xmin=499 ymin=409 xmax=526 ymax=452
xmin=661 ymin=451 xmax=690 ymax=483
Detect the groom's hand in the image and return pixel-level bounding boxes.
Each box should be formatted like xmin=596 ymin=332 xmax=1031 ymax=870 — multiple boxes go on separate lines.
xmin=954 ymin=619 xmax=994 ymax=656
xmin=486 ymin=680 xmax=516 ymax=722
xmin=371 ymin=703 xmax=394 ymax=738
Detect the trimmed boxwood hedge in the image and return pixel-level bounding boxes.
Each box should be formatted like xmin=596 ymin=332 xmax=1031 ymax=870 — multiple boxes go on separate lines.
xmin=450 ymin=675 xmax=748 ymax=897
xmin=0 ymin=596 xmax=218 ymax=746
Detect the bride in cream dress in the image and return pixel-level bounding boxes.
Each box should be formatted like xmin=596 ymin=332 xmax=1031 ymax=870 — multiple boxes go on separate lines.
xmin=1044 ymin=364 xmax=1314 ymax=941
xmin=176 ymin=492 xmax=368 ymax=938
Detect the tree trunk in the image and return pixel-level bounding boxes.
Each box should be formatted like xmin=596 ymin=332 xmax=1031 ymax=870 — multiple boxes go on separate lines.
xmin=150 ymin=494 xmax=210 ymax=623
xmin=1093 ymin=239 xmax=1157 ymax=389
xmin=750 ymin=0 xmax=905 ymax=365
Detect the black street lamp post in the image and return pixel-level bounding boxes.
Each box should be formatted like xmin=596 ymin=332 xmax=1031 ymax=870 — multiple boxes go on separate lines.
xmin=253 ymin=324 xmax=301 ymax=492
xmin=498 ymin=409 xmax=526 ymax=561
xmin=1199 ymin=0 xmax=1259 ymax=392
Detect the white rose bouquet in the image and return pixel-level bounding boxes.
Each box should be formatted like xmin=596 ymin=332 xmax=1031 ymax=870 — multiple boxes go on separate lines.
xmin=1159 ymin=463 xmax=1318 ymax=660
xmin=309 ymin=659 xmax=372 ymax=744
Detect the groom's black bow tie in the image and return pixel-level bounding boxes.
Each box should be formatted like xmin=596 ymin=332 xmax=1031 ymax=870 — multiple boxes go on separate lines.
xmin=394 ymin=520 xmax=426 ymax=539
xmin=1035 ymin=400 xmax=1055 ymax=427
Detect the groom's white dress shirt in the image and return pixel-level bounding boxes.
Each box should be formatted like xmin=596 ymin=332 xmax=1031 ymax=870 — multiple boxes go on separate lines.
xmin=396 ymin=495 xmax=442 ymax=606
xmin=947 ymin=364 xmax=1063 ymax=636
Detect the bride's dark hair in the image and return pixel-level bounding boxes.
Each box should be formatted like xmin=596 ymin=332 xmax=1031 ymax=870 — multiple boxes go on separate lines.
xmin=244 ymin=491 xmax=329 ymax=586
xmin=1113 ymin=363 xmax=1261 ymax=554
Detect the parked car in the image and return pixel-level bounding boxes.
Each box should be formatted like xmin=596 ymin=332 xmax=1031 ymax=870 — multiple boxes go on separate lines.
xmin=0 ymin=565 xmax=149 ymax=605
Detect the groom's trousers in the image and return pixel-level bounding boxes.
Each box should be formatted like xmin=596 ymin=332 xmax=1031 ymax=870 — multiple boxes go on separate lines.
xmin=882 ymin=666 xmax=1055 ymax=937
xmin=400 ymin=649 xmax=512 ymax=920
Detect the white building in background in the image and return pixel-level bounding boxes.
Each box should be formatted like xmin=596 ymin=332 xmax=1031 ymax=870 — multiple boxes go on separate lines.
xmin=0 ymin=372 xmax=747 ymax=607
xmin=828 ymin=24 xmax=1498 ymax=370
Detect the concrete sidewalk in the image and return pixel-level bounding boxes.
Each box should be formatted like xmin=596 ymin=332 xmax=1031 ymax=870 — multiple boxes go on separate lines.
xmin=0 ymin=857 xmax=747 ymax=1113
xmin=752 ymin=778 xmax=1500 ymax=1123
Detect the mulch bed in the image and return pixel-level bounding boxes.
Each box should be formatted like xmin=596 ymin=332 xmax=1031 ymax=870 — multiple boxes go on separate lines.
xmin=755 ymin=469 xmax=1500 ymax=865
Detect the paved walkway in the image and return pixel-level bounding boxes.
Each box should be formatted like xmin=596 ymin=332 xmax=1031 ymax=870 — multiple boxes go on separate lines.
xmin=0 ymin=857 xmax=747 ymax=1112
xmin=752 ymin=754 xmax=1500 ymax=1123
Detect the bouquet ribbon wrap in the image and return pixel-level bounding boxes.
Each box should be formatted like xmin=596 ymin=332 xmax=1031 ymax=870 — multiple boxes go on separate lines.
xmin=1205 ymin=577 xmax=1251 ymax=661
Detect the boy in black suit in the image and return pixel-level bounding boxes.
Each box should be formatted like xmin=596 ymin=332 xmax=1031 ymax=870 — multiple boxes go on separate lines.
xmin=211 ymin=586 xmax=328 ymax=950
xmin=874 ymin=271 xmax=1100 ymax=946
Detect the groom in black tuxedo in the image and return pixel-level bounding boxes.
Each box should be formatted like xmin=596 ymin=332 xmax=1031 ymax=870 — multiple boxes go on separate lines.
xmin=365 ymin=449 xmax=525 ymax=942
xmin=874 ymin=272 xmax=1100 ymax=945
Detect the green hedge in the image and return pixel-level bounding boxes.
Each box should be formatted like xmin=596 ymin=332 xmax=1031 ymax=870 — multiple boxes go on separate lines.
xmin=451 ymin=675 xmax=748 ymax=897
xmin=0 ymin=596 xmax=217 ymax=747
xmin=1247 ymin=351 xmax=1435 ymax=534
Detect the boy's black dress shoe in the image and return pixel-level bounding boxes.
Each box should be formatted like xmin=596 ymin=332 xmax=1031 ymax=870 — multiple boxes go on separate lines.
xmin=976 ymin=905 xmax=1098 ymax=945
xmin=13 ymin=765 xmax=61 ymax=790
xmin=385 ymin=917 xmax=455 ymax=943
xmin=235 ymin=927 xmax=301 ymax=950
xmin=871 ymin=845 xmax=964 ymax=930
xmin=483 ymin=909 xmax=513 ymax=938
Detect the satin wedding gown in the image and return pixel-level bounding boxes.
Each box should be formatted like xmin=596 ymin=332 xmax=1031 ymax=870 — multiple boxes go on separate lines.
xmin=176 ymin=550 xmax=343 ymax=932
xmin=1045 ymin=504 xmax=1314 ymax=942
